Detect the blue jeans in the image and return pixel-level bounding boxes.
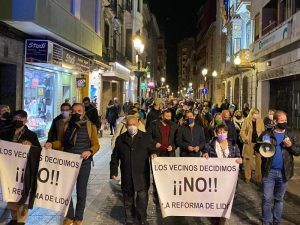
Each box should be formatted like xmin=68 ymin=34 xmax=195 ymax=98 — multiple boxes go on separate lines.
xmin=262 ymin=169 xmax=288 ymax=225
xmin=66 ymin=158 xmax=92 ymax=221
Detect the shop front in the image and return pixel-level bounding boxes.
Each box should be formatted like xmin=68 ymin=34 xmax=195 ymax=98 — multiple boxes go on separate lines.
xmin=101 ymin=62 xmax=131 ymax=116
xmin=24 ymin=39 xmax=90 ymax=140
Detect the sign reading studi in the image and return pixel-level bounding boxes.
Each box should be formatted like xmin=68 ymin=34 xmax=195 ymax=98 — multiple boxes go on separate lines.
xmin=152 ymin=157 xmax=239 ymax=218
xmin=25 ymin=40 xmax=49 ymax=63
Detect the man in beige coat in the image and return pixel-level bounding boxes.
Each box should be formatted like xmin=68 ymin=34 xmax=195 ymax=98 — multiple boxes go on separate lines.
xmin=240 ymin=108 xmax=265 ymax=184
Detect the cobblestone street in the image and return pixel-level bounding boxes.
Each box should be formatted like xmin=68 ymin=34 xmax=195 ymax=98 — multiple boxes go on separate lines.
xmin=1 ymin=133 xmax=300 ymax=225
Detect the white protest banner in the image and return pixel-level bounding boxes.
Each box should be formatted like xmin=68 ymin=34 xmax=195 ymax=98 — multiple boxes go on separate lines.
xmin=152 ymin=157 xmax=239 ymax=218
xmin=34 ymin=148 xmax=82 ymax=213
xmin=0 ymin=140 xmax=30 ymax=202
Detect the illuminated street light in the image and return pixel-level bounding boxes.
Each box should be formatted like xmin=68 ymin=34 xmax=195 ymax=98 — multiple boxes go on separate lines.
xmin=234 ymin=55 xmax=241 ymax=65
xmin=189 ymin=82 xmax=192 ymax=87
xmin=133 ymin=35 xmax=144 ymax=105
xmin=183 ymin=87 xmax=186 ymax=91
xmin=166 ymin=84 xmax=169 ymax=88
xmin=202 ymin=68 xmax=208 ymax=76
xmin=212 ymin=70 xmax=218 ymax=77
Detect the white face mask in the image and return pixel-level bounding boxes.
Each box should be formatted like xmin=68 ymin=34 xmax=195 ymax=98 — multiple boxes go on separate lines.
xmin=268 ymin=115 xmax=273 ymax=121
xmin=127 ymin=125 xmax=138 ymax=135
xmin=61 ymin=111 xmax=70 ymax=118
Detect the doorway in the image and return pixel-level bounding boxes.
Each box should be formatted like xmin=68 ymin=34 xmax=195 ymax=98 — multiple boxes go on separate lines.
xmin=0 ymin=63 xmax=17 ymax=112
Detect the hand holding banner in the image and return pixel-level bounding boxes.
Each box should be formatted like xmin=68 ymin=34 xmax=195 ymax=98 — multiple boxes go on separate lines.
xmin=152 ymin=157 xmax=239 ymax=218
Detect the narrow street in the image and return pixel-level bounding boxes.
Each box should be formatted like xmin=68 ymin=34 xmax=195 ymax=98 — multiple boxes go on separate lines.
xmin=1 ymin=133 xmax=300 ymax=225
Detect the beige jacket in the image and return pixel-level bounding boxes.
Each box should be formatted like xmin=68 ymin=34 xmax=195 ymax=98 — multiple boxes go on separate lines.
xmin=240 ymin=117 xmax=265 ymax=158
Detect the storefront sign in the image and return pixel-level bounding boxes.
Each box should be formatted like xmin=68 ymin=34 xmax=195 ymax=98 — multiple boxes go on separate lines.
xmin=25 ymin=40 xmax=49 ymax=63
xmin=152 ymin=157 xmax=239 ymax=218
xmin=252 ymin=21 xmax=291 ymax=54
xmin=76 ymin=78 xmax=86 ymax=88
xmin=141 ymin=82 xmax=147 ymax=90
xmin=63 ymin=49 xmax=90 ymax=74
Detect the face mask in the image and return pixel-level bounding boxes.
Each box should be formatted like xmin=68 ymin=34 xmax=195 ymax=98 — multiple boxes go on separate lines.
xmin=61 ymin=111 xmax=70 ymax=118
xmin=2 ymin=112 xmax=10 ymax=120
xmin=215 ymin=119 xmax=222 ymax=125
xmin=71 ymin=113 xmax=81 ymax=122
xmin=15 ymin=120 xmax=24 ymax=129
xmin=275 ymin=122 xmax=287 ymax=130
xmin=187 ymin=118 xmax=194 ymax=125
xmin=217 ymin=133 xmax=228 ymax=142
xmin=127 ymin=125 xmax=138 ymax=135
xmin=224 ymin=118 xmax=230 ymax=123
xmin=236 ymin=115 xmax=242 ymax=120
xmin=163 ymin=119 xmax=171 ymax=125
xmin=194 ymin=111 xmax=199 ymax=115
xmin=268 ymin=115 xmax=273 ymax=120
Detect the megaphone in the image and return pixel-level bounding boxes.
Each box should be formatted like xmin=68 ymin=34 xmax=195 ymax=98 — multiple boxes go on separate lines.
xmin=258 ymin=135 xmax=275 ymax=158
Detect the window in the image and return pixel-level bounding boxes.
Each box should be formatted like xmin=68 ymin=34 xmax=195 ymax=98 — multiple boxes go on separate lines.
xmin=254 ymin=14 xmax=260 ymax=41
xmin=104 ymin=22 xmax=110 ymax=49
xmin=24 ymin=67 xmax=55 ymax=139
xmin=233 ymin=38 xmax=241 ymax=54
xmin=137 ymin=0 xmax=140 ymax=12
xmin=279 ymin=0 xmax=287 ymax=24
xmin=246 ymin=21 xmax=253 ymax=47
xmin=293 ymin=0 xmax=300 ymax=13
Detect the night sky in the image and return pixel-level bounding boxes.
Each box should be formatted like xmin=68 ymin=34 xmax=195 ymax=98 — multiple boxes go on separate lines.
xmin=149 ymin=0 xmax=204 ymax=92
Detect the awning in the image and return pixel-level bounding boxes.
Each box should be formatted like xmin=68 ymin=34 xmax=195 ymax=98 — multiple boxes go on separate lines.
xmin=102 ymin=62 xmax=131 ymax=81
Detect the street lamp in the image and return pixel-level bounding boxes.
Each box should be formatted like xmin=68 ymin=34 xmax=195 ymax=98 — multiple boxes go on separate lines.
xmin=234 ymin=55 xmax=255 ymax=69
xmin=189 ymin=82 xmax=192 ymax=87
xmin=161 ymin=77 xmax=165 ymax=86
xmin=133 ymin=36 xmax=145 ymax=105
xmin=212 ymin=70 xmax=218 ymax=77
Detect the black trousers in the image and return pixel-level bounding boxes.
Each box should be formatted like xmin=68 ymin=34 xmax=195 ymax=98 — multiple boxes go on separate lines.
xmin=123 ymin=189 xmax=148 ymax=223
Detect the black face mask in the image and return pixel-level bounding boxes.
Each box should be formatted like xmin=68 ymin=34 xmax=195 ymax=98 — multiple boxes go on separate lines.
xmin=275 ymin=122 xmax=287 ymax=130
xmin=163 ymin=119 xmax=171 ymax=125
xmin=15 ymin=120 xmax=24 ymax=129
xmin=71 ymin=113 xmax=81 ymax=122
xmin=2 ymin=112 xmax=10 ymax=120
xmin=236 ymin=116 xmax=242 ymax=120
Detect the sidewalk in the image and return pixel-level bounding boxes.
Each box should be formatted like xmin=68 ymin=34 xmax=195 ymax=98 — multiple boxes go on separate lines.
xmin=1 ymin=132 xmax=300 ymax=225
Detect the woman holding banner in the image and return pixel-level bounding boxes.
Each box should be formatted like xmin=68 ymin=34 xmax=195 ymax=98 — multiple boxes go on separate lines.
xmin=202 ymin=124 xmax=242 ymax=225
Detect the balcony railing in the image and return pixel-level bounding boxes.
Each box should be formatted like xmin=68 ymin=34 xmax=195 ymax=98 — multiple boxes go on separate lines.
xmin=102 ymin=47 xmax=127 ymax=65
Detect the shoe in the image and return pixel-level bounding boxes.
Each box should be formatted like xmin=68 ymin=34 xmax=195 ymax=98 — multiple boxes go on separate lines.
xmin=6 ymin=220 xmax=17 ymax=225
xmin=73 ymin=220 xmax=82 ymax=225
xmin=63 ymin=218 xmax=74 ymax=225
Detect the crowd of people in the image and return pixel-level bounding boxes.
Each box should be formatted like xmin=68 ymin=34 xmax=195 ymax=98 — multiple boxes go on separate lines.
xmin=0 ymin=96 xmax=299 ymax=225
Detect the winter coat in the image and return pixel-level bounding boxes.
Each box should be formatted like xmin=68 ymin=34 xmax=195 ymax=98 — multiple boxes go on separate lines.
xmin=110 ymin=131 xmax=157 ymax=191
xmin=85 ymin=105 xmax=101 ymax=129
xmin=111 ymin=119 xmax=146 ymax=149
xmin=176 ymin=124 xmax=206 ymax=157
xmin=51 ymin=118 xmax=100 ymax=155
xmin=15 ymin=126 xmax=42 ymax=209
xmin=203 ymin=138 xmax=240 ymax=158
xmin=256 ymin=129 xmax=300 ymax=180
xmin=106 ymin=105 xmax=119 ymax=124
xmin=145 ymin=108 xmax=161 ymax=131
xmin=47 ymin=114 xmax=67 ymax=143
xmin=240 ymin=117 xmax=265 ymax=159
xmin=148 ymin=119 xmax=178 ymax=156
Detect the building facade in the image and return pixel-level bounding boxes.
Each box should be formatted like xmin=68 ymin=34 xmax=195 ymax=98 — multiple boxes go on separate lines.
xmin=196 ymin=0 xmax=225 ymax=104
xmin=0 ymin=0 xmax=106 ymax=140
xmin=177 ymin=37 xmax=195 ymax=96
xmin=251 ymin=0 xmax=300 ymax=130
xmin=222 ymin=0 xmax=255 ymax=109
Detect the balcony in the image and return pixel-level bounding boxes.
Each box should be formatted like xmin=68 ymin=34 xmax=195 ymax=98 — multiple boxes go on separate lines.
xmin=223 ymin=49 xmax=252 ymax=75
xmin=102 ymin=47 xmax=127 ymax=65
xmin=0 ymin=0 xmax=102 ymax=56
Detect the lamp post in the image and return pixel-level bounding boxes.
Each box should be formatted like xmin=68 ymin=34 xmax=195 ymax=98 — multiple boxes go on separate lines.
xmin=133 ymin=36 xmax=145 ymax=105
